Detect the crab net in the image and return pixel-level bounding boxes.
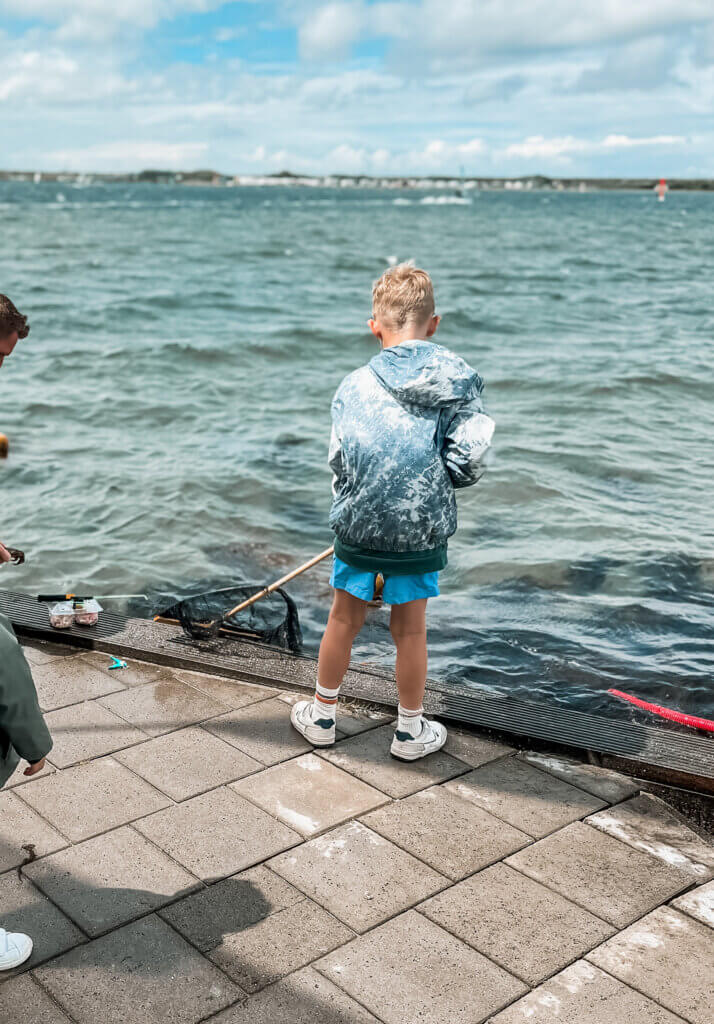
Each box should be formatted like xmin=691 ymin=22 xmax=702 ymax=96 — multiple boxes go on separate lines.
xmin=159 ymin=584 xmax=303 ymax=654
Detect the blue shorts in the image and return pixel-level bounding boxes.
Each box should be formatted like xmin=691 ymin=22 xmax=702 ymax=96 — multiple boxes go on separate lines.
xmin=330 ymin=556 xmax=440 ymax=605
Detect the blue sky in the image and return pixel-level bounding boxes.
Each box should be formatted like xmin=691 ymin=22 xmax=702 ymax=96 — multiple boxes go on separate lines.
xmin=1 ymin=1 xmax=713 ymax=176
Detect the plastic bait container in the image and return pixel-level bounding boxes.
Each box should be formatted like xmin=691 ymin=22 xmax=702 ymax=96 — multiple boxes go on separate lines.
xmin=48 ymin=601 xmax=75 ymax=629
xmin=73 ymin=599 xmax=103 ymax=626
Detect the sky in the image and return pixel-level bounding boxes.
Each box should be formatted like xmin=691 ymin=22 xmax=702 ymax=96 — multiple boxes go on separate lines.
xmin=1 ymin=0 xmax=713 ymax=177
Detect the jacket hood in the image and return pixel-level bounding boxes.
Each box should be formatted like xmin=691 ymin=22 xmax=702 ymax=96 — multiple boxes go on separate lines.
xmin=369 ymin=340 xmax=482 ymax=408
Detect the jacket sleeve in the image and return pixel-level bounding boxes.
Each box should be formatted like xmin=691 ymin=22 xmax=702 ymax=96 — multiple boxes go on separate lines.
xmin=0 ymin=617 xmax=53 ymax=764
xmin=328 ymin=425 xmax=344 ymax=498
xmin=441 ymin=394 xmax=495 ymax=489
xmin=328 ymin=389 xmax=346 ymax=498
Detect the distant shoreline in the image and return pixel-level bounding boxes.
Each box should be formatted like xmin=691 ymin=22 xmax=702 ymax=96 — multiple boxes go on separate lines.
xmin=1 ymin=169 xmax=713 ymax=191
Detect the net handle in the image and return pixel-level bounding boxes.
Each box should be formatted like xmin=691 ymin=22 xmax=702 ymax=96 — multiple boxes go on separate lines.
xmin=224 ymin=546 xmax=334 ymax=619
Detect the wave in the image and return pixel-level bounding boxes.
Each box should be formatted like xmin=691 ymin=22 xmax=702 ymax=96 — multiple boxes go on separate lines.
xmin=419 ymin=195 xmax=472 ymax=205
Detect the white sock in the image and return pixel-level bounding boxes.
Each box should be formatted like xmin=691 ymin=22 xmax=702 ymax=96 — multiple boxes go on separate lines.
xmin=397 ymin=704 xmax=424 ymax=739
xmin=311 ymin=682 xmax=339 ymax=723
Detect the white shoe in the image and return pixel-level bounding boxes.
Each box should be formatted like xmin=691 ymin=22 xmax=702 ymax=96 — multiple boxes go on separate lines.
xmin=0 ymin=927 xmax=33 ymax=971
xmin=391 ymin=716 xmax=447 ymax=761
xmin=290 ymin=700 xmax=336 ymax=746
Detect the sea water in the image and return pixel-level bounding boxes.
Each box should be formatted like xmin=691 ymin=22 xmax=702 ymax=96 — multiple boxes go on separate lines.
xmin=1 ymin=181 xmax=712 ymax=720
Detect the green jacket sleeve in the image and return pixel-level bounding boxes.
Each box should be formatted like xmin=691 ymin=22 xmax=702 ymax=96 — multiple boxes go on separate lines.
xmin=0 ymin=614 xmax=52 ymax=764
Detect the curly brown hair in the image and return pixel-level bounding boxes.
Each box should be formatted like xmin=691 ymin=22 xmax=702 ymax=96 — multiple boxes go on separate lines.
xmin=0 ymin=295 xmax=30 ymax=339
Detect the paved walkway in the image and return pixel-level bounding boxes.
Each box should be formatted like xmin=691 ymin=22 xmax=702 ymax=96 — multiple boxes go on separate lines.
xmin=1 ymin=642 xmax=713 ymax=1024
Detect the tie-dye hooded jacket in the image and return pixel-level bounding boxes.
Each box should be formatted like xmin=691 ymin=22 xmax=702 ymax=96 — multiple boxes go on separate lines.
xmin=328 ymin=339 xmax=495 ymax=553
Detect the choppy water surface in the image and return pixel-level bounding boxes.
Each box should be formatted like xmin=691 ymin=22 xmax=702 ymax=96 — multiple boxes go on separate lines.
xmin=2 ymin=182 xmax=712 ymax=723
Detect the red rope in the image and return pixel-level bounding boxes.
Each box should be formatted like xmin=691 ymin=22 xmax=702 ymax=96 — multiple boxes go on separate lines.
xmin=608 ymin=689 xmax=714 ymax=733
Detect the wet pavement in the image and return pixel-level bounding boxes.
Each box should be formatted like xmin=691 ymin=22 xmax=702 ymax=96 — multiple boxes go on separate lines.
xmin=1 ymin=643 xmax=712 ymax=1023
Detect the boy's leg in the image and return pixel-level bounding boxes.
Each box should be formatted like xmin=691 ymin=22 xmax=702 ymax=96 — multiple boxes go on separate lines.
xmin=317 ymin=588 xmax=369 ymax=687
xmin=291 ymin=589 xmax=368 ymax=745
xmin=390 ymin=598 xmax=428 ymax=710
xmin=389 ymin=598 xmax=447 ymax=760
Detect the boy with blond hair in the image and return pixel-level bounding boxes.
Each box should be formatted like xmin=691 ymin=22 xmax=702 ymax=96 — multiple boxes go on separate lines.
xmin=292 ymin=264 xmax=494 ymax=760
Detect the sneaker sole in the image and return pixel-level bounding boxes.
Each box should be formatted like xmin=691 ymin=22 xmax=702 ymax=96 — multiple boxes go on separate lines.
xmin=390 ymin=734 xmax=447 ymax=762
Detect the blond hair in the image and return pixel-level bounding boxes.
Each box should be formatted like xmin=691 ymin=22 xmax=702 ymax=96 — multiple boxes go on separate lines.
xmin=372 ymin=262 xmax=435 ymax=330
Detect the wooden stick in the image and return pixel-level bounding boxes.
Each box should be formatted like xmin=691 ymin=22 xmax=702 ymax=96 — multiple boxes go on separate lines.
xmin=224 ymin=546 xmax=334 ymax=619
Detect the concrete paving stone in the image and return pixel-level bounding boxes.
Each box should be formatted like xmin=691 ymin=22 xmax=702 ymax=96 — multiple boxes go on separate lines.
xmin=172 ymin=668 xmax=278 ymax=709
xmin=0 ymin=872 xmax=84 ymax=977
xmin=0 ymin=974 xmax=74 ymax=1023
xmin=78 ymin=652 xmax=166 ymax=687
xmin=269 ymin=820 xmax=448 ymax=933
xmin=444 ymin=726 xmax=514 ymax=768
xmin=317 ymin=909 xmax=527 ymax=1024
xmin=160 ymin=865 xmax=304 ymax=952
xmin=114 ymin=726 xmax=262 ymax=802
xmin=22 ymin=642 xmax=79 ymax=667
xmin=317 ymin=724 xmax=468 ymax=799
xmin=0 ymin=791 xmax=67 ymax=873
xmin=420 ymin=862 xmax=615 ymax=986
xmin=99 ymin=678 xmax=229 ymax=737
xmin=32 ymin=914 xmax=242 ymax=1024
xmin=17 ymin=757 xmax=171 ymax=843
xmin=202 ymin=697 xmax=312 ymax=766
xmin=231 ymin=753 xmax=389 ymax=838
xmin=24 ymin=825 xmax=201 ymax=937
xmin=505 ymin=821 xmax=693 ymax=929
xmin=334 ymin=703 xmax=394 ymax=737
xmin=443 ymin=756 xmax=606 ymax=838
xmin=42 ymin=701 xmax=147 ymax=768
xmin=206 ymin=966 xmax=380 ymax=1024
xmin=361 ymin=785 xmax=530 ymax=880
xmin=486 ymin=959 xmax=688 ymax=1024
xmin=4 ymin=757 xmax=57 ymax=789
xmin=671 ymin=879 xmax=714 ymax=928
xmin=520 ymin=751 xmax=639 ymax=804
xmin=209 ymin=897 xmax=355 ymax=993
xmin=586 ymin=793 xmax=714 ymax=881
xmin=133 ymin=786 xmax=300 ymax=882
xmin=30 ymin=656 xmax=126 ymax=712
xmin=587 ymin=906 xmax=714 ymax=1024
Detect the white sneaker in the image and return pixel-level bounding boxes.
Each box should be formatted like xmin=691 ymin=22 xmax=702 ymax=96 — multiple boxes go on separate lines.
xmin=0 ymin=927 xmax=33 ymax=971
xmin=391 ymin=716 xmax=447 ymax=761
xmin=290 ymin=700 xmax=336 ymax=746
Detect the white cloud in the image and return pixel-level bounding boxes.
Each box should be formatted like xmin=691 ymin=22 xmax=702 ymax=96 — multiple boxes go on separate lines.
xmin=297 ymin=0 xmax=713 ymax=64
xmin=415 ymin=138 xmax=486 ymax=168
xmin=215 ymin=27 xmax=248 ymax=42
xmin=1 ymin=0 xmax=712 ymax=177
xmin=298 ymin=2 xmax=366 ymax=60
xmin=575 ymin=34 xmax=677 ymax=92
xmin=503 ymin=133 xmax=686 ymax=161
xmin=0 ymin=0 xmax=234 ymax=39
xmin=0 ymin=47 xmax=130 ymax=103
xmin=601 ymin=133 xmax=685 ymax=148
xmin=46 ymin=140 xmax=209 ymax=171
